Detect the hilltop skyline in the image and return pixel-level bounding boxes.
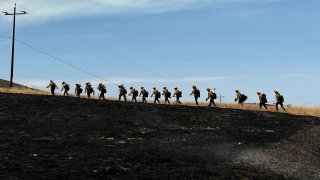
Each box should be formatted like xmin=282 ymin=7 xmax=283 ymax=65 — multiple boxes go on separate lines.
xmin=0 ymin=0 xmax=319 ymax=105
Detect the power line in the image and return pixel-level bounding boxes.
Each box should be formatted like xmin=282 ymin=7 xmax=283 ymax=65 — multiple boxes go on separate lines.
xmin=16 ymin=4 xmax=44 ymax=23
xmin=15 ymin=4 xmax=165 ymax=79
xmin=16 ymin=39 xmax=119 ymax=86
xmin=0 ymin=35 xmax=119 ymax=86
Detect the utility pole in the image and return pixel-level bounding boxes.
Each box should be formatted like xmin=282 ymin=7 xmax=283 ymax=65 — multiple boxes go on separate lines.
xmin=2 ymin=4 xmax=27 ymax=88
xmin=219 ymin=94 xmax=224 ymax=103
xmin=213 ymin=88 xmax=224 ymax=103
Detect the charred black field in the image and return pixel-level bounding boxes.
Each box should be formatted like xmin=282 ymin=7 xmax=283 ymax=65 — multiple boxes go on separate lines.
xmin=1 ymin=92 xmax=320 ymax=179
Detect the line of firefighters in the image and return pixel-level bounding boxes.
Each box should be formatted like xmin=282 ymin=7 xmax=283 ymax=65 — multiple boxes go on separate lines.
xmin=47 ymin=80 xmax=286 ymax=112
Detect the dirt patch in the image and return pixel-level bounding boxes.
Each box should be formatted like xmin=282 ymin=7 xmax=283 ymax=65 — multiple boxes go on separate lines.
xmin=0 ymin=93 xmax=319 ymax=179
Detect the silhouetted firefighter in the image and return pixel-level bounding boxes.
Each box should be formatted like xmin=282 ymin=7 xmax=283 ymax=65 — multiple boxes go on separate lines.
xmin=190 ymin=85 xmax=200 ymax=105
xmin=162 ymin=87 xmax=171 ymax=104
xmin=46 ymin=80 xmax=58 ymax=95
xmin=206 ymin=88 xmax=217 ymax=107
xmin=97 ymin=83 xmax=107 ymax=100
xmin=275 ymin=90 xmax=286 ymax=112
xmin=257 ymin=92 xmax=268 ymax=110
xmin=235 ymin=90 xmax=247 ymax=105
xmin=75 ymin=84 xmax=83 ymax=98
xmin=61 ymin=81 xmax=70 ymax=96
xmin=151 ymin=87 xmax=161 ymax=104
xmin=139 ymin=87 xmax=149 ymax=103
xmin=118 ymin=84 xmax=127 ymax=102
xmin=129 ymin=87 xmax=138 ymax=102
xmin=173 ymin=87 xmax=182 ymax=104
xmin=85 ymin=82 xmax=94 ymax=98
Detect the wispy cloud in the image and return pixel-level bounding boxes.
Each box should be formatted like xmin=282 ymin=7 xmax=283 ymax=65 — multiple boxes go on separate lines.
xmin=285 ymin=74 xmax=315 ymax=78
xmin=105 ymin=76 xmax=232 ymax=84
xmin=0 ymin=0 xmax=282 ymax=21
xmin=16 ymin=76 xmax=233 ymax=89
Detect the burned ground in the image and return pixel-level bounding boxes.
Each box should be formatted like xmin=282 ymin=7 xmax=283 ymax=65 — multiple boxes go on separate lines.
xmin=0 ymin=92 xmax=320 ymax=179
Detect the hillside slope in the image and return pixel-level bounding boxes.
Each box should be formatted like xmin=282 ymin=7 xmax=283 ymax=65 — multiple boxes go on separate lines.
xmin=0 ymin=79 xmax=33 ymax=89
xmin=0 ymin=92 xmax=320 ymax=179
xmin=0 ymin=79 xmax=45 ymax=95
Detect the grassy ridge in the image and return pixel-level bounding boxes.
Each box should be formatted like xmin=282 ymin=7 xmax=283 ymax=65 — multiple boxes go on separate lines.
xmin=1 ymin=83 xmax=319 ymax=117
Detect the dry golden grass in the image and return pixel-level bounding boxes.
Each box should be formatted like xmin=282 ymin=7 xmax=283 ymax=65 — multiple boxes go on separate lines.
xmin=284 ymin=106 xmax=320 ymax=117
xmin=183 ymin=101 xmax=320 ymax=117
xmin=0 ymin=87 xmax=49 ymax=95
xmin=1 ymin=87 xmax=319 ymax=117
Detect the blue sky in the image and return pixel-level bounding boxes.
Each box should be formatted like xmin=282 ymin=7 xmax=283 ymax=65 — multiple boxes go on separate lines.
xmin=0 ymin=0 xmax=319 ymax=105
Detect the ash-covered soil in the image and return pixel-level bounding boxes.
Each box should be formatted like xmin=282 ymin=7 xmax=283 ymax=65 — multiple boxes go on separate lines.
xmin=0 ymin=93 xmax=320 ymax=179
